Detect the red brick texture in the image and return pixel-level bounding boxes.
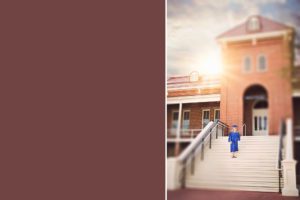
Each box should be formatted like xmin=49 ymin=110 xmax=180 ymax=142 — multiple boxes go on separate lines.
xmin=220 ymin=36 xmax=294 ymax=135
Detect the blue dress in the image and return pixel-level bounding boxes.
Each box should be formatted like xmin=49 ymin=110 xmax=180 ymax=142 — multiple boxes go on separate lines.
xmin=228 ymin=132 xmax=240 ymax=152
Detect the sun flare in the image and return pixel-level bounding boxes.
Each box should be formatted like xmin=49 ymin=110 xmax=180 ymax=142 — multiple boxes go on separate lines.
xmin=198 ymin=52 xmax=223 ymax=76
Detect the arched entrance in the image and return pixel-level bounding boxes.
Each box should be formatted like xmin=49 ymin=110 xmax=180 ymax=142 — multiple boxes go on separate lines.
xmin=243 ymin=85 xmax=268 ymax=136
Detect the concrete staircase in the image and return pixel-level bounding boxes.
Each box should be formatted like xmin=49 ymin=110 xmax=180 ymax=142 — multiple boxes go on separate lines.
xmin=185 ymin=136 xmax=283 ymax=192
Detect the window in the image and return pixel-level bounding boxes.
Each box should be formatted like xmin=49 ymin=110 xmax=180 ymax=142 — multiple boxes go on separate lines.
xmin=190 ymin=71 xmax=199 ymax=82
xmin=243 ymin=56 xmax=251 ymax=72
xmin=214 ymin=109 xmax=220 ymax=121
xmin=182 ymin=111 xmax=190 ymax=129
xmin=202 ymin=109 xmax=210 ymax=128
xmin=259 ymin=116 xmax=262 ymax=130
xmin=263 ymin=116 xmax=267 ymax=130
xmin=247 ymin=16 xmax=260 ymax=31
xmin=257 ymin=55 xmax=267 ymax=71
xmin=172 ymin=111 xmax=179 ymax=129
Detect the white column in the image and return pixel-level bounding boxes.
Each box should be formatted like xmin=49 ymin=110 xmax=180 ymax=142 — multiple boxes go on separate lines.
xmin=167 ymin=157 xmax=182 ymax=190
xmin=282 ymin=118 xmax=299 ymax=196
xmin=285 ymin=118 xmax=294 ymax=160
xmin=176 ymin=103 xmax=182 ymax=139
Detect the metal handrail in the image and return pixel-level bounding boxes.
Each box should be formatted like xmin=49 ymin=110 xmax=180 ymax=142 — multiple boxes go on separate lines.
xmin=276 ymin=119 xmax=286 ymax=193
xmin=177 ymin=120 xmax=229 ymax=188
xmin=217 ymin=120 xmax=229 ymax=128
xmin=216 ymin=120 xmax=229 ymax=136
xmin=242 ymin=123 xmax=247 ymax=136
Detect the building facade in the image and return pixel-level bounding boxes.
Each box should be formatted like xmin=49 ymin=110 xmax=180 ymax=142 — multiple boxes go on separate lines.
xmin=167 ymin=73 xmax=221 ymax=156
xmin=167 ymin=16 xmax=300 ymax=182
xmin=217 ymin=15 xmax=294 ymax=136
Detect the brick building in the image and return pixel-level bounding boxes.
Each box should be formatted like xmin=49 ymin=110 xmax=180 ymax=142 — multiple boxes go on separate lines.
xmin=167 ymin=73 xmax=221 ymax=156
xmin=167 ymin=15 xmax=300 ymax=166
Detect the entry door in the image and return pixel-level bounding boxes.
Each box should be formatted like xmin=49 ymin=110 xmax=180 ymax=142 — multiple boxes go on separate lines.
xmin=252 ymin=109 xmax=268 ymax=136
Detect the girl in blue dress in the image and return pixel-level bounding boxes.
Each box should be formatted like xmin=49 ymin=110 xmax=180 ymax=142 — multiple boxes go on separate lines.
xmin=228 ymin=125 xmax=240 ymax=158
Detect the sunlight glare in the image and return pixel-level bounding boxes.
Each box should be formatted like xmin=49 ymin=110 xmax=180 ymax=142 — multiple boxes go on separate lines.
xmin=197 ymin=52 xmax=223 ymax=76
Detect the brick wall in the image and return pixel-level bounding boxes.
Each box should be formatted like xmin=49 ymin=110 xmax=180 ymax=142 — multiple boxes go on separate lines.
xmin=220 ymin=36 xmax=293 ymax=135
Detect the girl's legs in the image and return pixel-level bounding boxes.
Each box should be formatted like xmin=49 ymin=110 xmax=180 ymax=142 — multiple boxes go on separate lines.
xmin=232 ymin=152 xmax=237 ymax=158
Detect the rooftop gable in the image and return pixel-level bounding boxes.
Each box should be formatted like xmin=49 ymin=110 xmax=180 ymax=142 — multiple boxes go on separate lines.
xmin=217 ymin=15 xmax=293 ymax=39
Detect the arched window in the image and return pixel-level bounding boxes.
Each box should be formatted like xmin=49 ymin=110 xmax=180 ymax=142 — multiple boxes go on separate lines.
xmin=243 ymin=56 xmax=251 ymax=72
xmin=257 ymin=55 xmax=267 ymax=72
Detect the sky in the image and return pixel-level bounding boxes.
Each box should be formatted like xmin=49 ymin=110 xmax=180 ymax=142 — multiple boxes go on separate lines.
xmin=167 ymin=0 xmax=300 ymax=76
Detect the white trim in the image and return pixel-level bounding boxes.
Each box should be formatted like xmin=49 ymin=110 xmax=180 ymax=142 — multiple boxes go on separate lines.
xmin=257 ymin=54 xmax=267 ymax=72
xmin=167 ymin=94 xmax=220 ymax=104
xmin=167 ymin=83 xmax=220 ymax=91
xmin=214 ymin=109 xmax=220 ymax=121
xmin=218 ymin=30 xmax=291 ymax=43
xmin=176 ymin=103 xmax=183 ymax=139
xmin=202 ymin=109 xmax=210 ymax=129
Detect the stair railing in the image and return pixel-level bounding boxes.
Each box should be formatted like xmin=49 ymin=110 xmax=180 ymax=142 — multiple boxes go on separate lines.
xmin=242 ymin=123 xmax=247 ymax=136
xmin=276 ymin=119 xmax=286 ymax=193
xmin=177 ymin=120 xmax=229 ymax=188
xmin=217 ymin=120 xmax=229 ymax=136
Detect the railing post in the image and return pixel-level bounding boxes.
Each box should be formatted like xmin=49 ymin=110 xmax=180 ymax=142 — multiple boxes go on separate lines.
xmin=216 ymin=124 xmax=218 ymax=139
xmin=279 ymin=169 xmax=282 ymax=193
xmin=282 ymin=118 xmax=299 ymax=196
xmin=180 ymin=160 xmax=187 ymax=188
xmin=201 ymin=138 xmax=204 ymax=160
xmin=191 ymin=150 xmax=195 ymax=175
xmin=209 ymin=132 xmax=212 ymax=149
xmin=221 ymin=126 xmax=224 ymax=137
xmin=176 ymin=103 xmax=182 ymax=140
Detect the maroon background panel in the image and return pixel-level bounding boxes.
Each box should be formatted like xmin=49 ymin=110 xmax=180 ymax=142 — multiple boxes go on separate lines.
xmin=0 ymin=1 xmax=165 ymax=199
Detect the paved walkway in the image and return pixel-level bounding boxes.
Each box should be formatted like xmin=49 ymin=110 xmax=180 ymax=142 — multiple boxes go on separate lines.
xmin=168 ymin=189 xmax=300 ymax=200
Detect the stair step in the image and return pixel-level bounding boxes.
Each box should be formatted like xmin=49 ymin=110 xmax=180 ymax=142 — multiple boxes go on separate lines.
xmin=183 ymin=135 xmax=281 ymax=192
xmin=193 ymin=163 xmax=276 ymax=167
xmin=189 ymin=172 xmax=280 ymax=178
xmin=186 ymin=183 xmax=281 ymax=192
xmin=187 ymin=177 xmax=282 ymax=184
xmin=198 ymin=160 xmax=278 ymax=164
xmin=186 ymin=179 xmax=283 ymax=187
